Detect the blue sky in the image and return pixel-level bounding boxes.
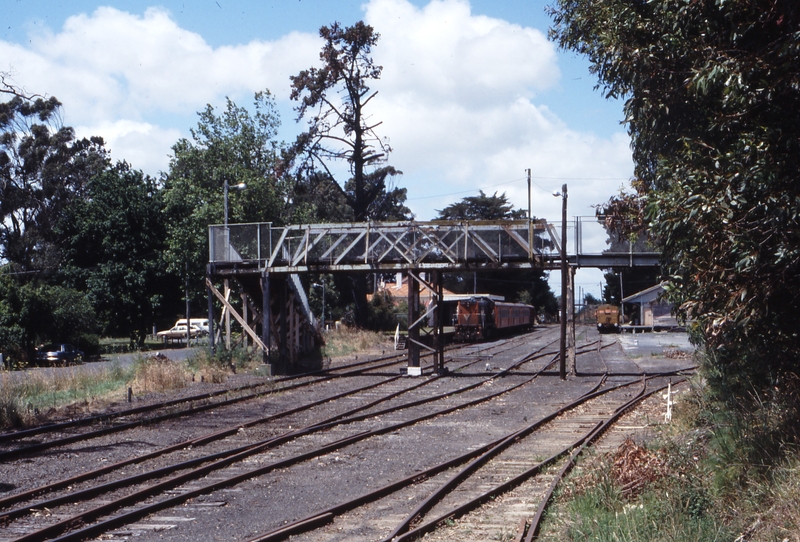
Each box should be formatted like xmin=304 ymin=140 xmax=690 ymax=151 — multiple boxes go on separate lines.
xmin=2 ymin=0 xmax=632 ymax=298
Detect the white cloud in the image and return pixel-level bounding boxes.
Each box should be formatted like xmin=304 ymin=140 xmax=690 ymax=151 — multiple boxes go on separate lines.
xmin=1 ymin=0 xmax=632 ymax=228
xmin=76 ymin=120 xmax=182 ymax=176
xmin=362 ymin=0 xmax=632 ymax=220
xmin=2 ymin=6 xmax=319 ymax=124
xmin=368 ymin=0 xmax=559 ymax=107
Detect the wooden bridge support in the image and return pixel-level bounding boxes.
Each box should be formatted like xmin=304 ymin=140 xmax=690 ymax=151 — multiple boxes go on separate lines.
xmin=205 ymin=274 xmax=319 ymax=375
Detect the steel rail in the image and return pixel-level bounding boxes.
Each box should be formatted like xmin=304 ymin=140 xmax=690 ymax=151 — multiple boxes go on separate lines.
xmin=0 ymin=344 xmax=503 ymax=514
xmin=0 ymin=351 xmax=406 ymax=445
xmin=0 ymin=372 xmax=414 ymax=514
xmin=0 ymin=349 xmax=427 ymax=461
xmin=0 ymin=334 xmax=541 ymax=512
xmin=395 ymin=377 xmax=684 ymax=542
xmin=8 ymin=343 xmax=560 ymax=542
xmin=385 ymin=375 xmax=629 ymax=540
xmin=0 ymin=327 xmax=532 ymax=447
xmin=245 ymin=367 xmax=674 ymax=541
xmin=1 ymin=337 xmax=556 ymax=535
xmin=523 ymin=379 xmax=683 ymax=541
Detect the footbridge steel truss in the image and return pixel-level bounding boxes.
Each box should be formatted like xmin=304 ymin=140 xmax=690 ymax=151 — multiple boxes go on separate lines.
xmin=205 ymin=219 xmax=660 ymax=374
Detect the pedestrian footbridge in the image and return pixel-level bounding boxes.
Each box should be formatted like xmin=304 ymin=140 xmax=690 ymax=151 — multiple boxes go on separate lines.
xmin=205 ymin=218 xmax=659 ymax=373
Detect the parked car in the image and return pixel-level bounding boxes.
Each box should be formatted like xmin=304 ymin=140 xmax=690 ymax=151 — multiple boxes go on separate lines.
xmin=156 ymin=324 xmax=202 ymax=341
xmin=35 ymin=344 xmax=84 ymax=366
xmin=175 ymin=318 xmax=210 ymax=336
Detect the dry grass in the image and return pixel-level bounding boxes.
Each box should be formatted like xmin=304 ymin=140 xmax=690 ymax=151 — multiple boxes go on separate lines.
xmin=321 ymin=327 xmax=392 ymax=359
xmin=196 ymin=362 xmax=228 ymax=384
xmin=129 ymin=353 xmax=190 ymax=394
xmin=758 ymin=456 xmax=800 ymax=541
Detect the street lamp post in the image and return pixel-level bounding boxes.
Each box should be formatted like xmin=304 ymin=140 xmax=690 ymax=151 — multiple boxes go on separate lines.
xmin=220 ymin=177 xmax=246 ymax=347
xmin=312 ymin=282 xmax=325 ymax=331
xmin=554 ymin=184 xmax=568 ymax=380
xmin=223 ymin=178 xmax=247 ymax=227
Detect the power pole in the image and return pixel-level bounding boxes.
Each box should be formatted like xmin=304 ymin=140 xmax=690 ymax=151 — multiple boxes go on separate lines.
xmin=558 ymin=184 xmax=568 ymax=380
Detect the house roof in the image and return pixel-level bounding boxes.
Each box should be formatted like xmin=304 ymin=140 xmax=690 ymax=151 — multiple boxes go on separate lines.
xmin=622 ymin=283 xmax=666 ymax=304
xmin=369 ymin=278 xmax=457 ymax=301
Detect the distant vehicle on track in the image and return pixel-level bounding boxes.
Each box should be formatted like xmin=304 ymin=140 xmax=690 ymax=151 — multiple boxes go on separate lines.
xmin=454 ymin=297 xmax=535 ymax=341
xmin=35 ymin=344 xmax=84 ymax=366
xmin=595 ymin=304 xmax=621 ymax=333
xmin=156 ymin=325 xmax=202 ymax=341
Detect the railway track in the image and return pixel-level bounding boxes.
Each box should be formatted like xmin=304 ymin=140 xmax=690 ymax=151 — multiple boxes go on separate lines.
xmin=0 ymin=330 xmax=557 ymax=540
xmin=0 ymin=330 xmax=543 ymax=460
xmin=247 ymin=348 xmax=688 ymax=541
xmin=0 ymin=326 xmax=694 ymax=541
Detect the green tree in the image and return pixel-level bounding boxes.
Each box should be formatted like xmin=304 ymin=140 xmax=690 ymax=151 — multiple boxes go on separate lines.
xmin=437 ymin=190 xmax=526 ymax=221
xmin=163 ymin=91 xmax=290 ymax=310
xmin=595 ymin=186 xmax=660 ymax=310
xmin=290 ymin=21 xmax=409 ymax=222
xmin=549 ymin=0 xmax=800 ymax=403
xmin=0 ymin=270 xmax=98 ymax=364
xmin=59 ymin=162 xmax=177 ymax=345
xmin=0 ymin=92 xmax=108 ymax=273
xmin=290 ymin=21 xmax=413 ymax=328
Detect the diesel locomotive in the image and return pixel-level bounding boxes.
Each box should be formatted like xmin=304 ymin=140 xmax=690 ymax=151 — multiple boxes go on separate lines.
xmin=595 ymin=304 xmax=621 ymax=333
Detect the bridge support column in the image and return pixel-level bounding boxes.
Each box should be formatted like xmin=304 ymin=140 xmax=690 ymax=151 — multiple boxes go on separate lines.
xmin=433 ymin=271 xmax=445 ymax=374
xmin=568 ymin=266 xmax=576 ymax=376
xmin=278 ymin=277 xmax=289 ymax=374
xmin=406 ymin=271 xmax=445 ymax=376
xmin=407 ymin=271 xmax=421 ymax=374
xmin=261 ymin=271 xmax=271 ymax=368
xmin=206 ymin=274 xmax=319 ymax=376
xmin=207 ymin=266 xmax=215 ymax=354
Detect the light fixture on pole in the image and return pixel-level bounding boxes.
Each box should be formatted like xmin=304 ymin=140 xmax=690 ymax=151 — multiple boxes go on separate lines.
xmin=223 ymin=178 xmax=247 ymax=226
xmin=312 ymin=282 xmax=325 ymax=331
xmin=553 ymin=184 xmax=568 ymax=380
xmin=526 ymin=168 xmax=531 ymax=219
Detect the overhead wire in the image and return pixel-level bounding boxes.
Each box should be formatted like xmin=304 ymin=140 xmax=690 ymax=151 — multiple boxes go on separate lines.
xmin=406 ymin=174 xmax=630 ymax=201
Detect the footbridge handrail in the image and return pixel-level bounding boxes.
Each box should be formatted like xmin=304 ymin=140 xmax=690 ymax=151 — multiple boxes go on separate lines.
xmin=209 ymin=219 xmax=554 ymax=273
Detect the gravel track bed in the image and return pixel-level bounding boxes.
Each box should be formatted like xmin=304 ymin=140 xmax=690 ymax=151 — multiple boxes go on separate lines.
xmin=0 ymin=325 xmax=694 ymax=542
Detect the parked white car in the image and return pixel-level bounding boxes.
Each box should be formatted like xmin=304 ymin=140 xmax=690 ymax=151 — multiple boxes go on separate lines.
xmin=156 ymin=324 xmax=202 ymax=340
xmin=174 ymin=318 xmax=210 ymax=336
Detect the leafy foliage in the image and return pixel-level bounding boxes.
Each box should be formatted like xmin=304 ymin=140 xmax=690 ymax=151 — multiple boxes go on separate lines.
xmin=549 ymin=0 xmax=800 ymax=404
xmin=0 ymin=94 xmax=107 ymax=272
xmin=0 ymin=270 xmax=98 ymax=363
xmin=59 ymin=163 xmax=177 ymax=345
xmin=437 ymin=190 xmax=526 ymax=220
xmin=162 ymin=92 xmax=290 ymax=308
xmin=290 ymin=21 xmax=410 ymax=223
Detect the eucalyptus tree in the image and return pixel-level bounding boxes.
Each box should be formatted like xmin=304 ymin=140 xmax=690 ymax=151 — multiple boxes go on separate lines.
xmin=290 ymin=21 xmax=412 ymax=326
xmin=549 ymin=0 xmax=800 ymax=403
xmin=0 ymin=90 xmax=107 ymax=273
xmin=290 ymin=21 xmax=408 ymax=222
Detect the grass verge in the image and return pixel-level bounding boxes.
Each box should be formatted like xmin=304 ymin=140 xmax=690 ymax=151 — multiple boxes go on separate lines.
xmin=0 ymin=346 xmax=267 ymax=430
xmin=539 ymin=378 xmax=800 ymax=541
xmin=0 ymin=362 xmax=132 ymax=428
xmin=2 ymin=330 xmax=387 ymax=430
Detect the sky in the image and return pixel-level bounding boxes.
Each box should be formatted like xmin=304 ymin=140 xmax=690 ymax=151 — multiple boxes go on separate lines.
xmin=1 ymin=0 xmax=634 ymax=300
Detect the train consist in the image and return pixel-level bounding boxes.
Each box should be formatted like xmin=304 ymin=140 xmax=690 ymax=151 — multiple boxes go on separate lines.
xmin=454 ymin=297 xmax=536 ymax=341
xmin=595 ymin=304 xmax=621 ymax=333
